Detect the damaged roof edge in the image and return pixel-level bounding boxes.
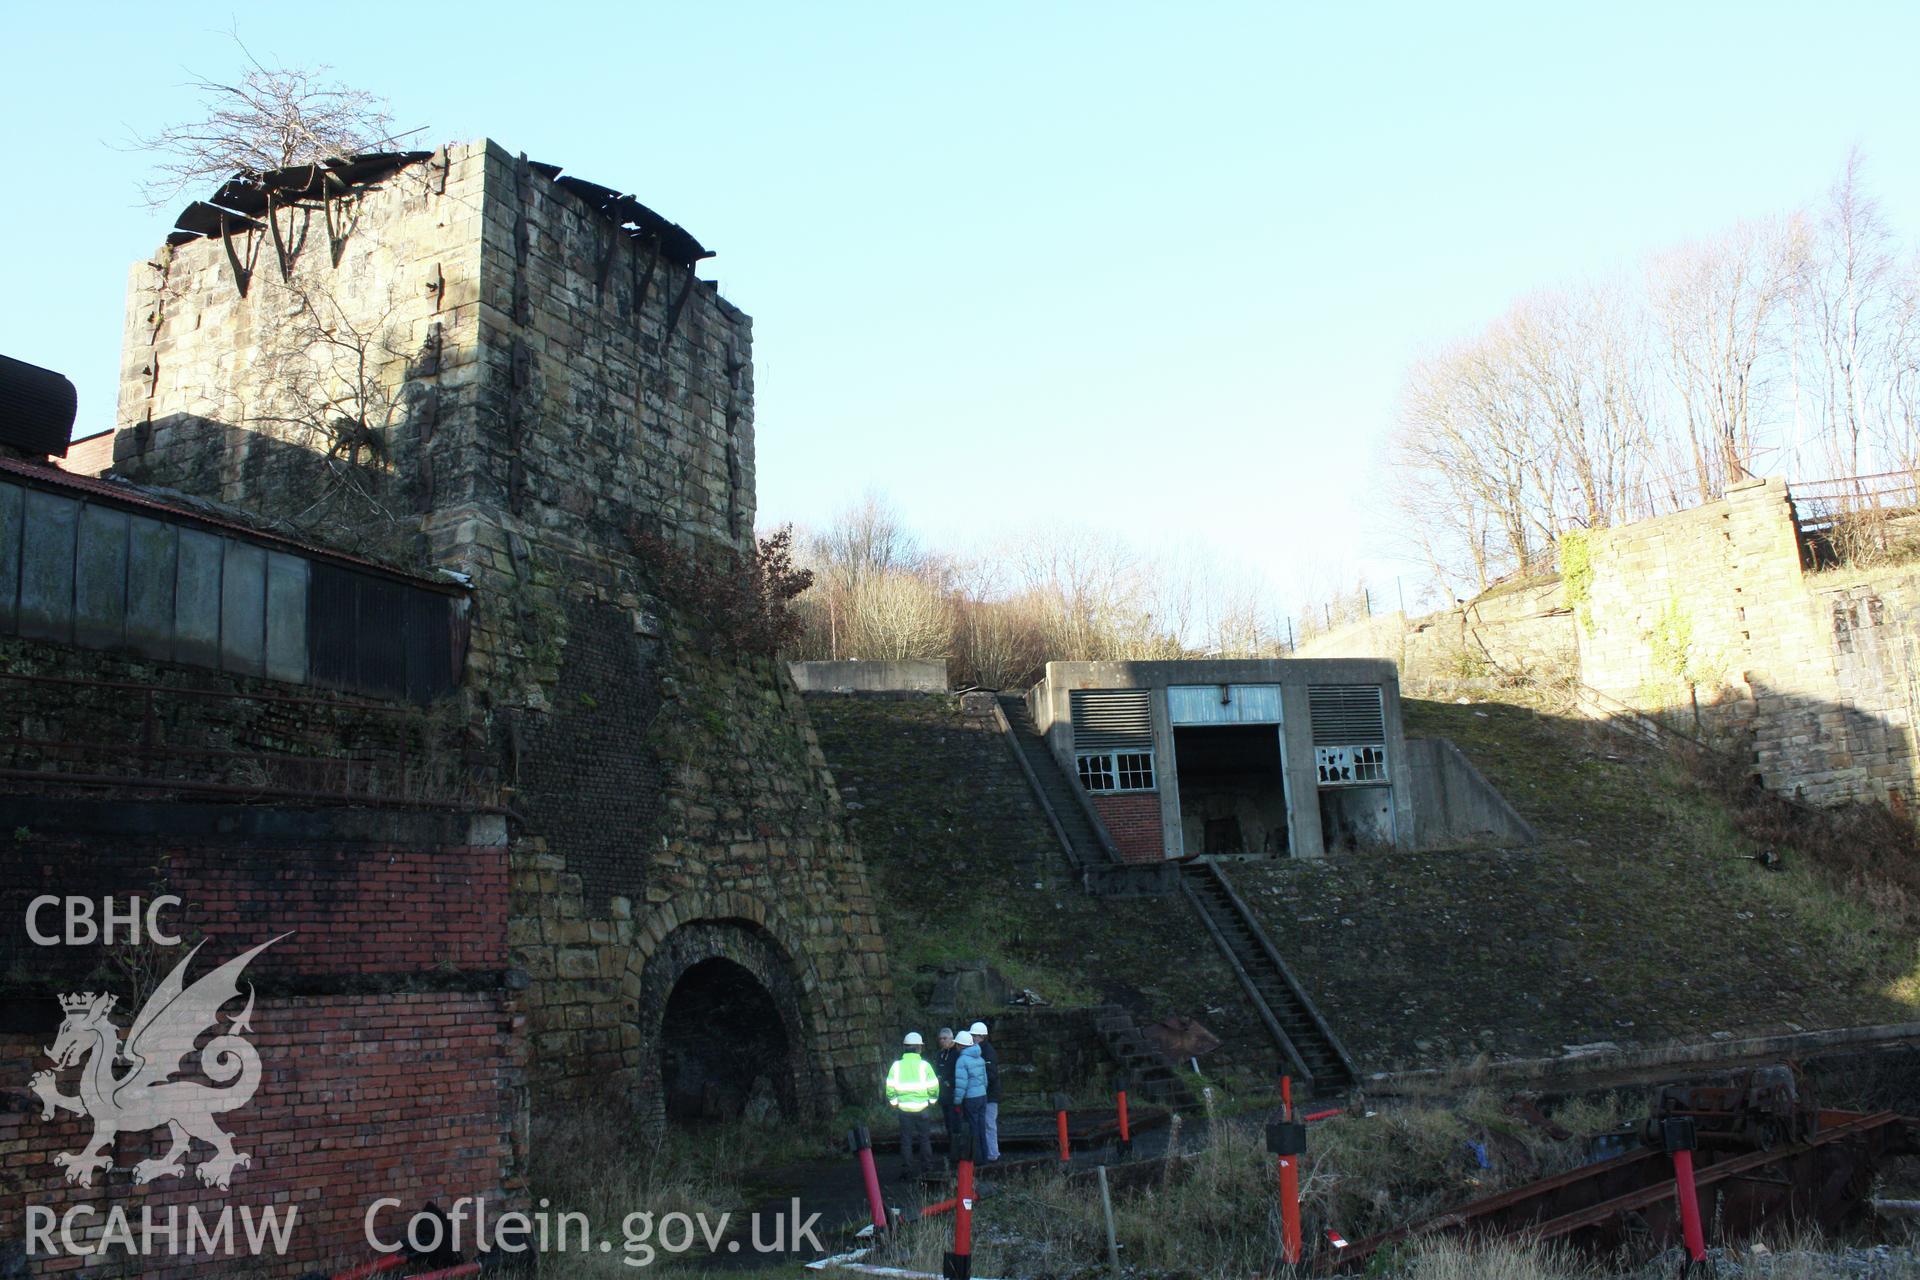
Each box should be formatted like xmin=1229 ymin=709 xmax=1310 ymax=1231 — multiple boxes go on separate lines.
xmin=164 ymin=141 xmax=713 ymax=269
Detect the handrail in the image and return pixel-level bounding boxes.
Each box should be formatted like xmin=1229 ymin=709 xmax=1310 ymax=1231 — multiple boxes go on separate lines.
xmin=1207 ymin=862 xmax=1360 ymax=1084
xmin=1179 ymin=871 xmax=1316 ymax=1093
xmin=991 ymin=698 xmax=1085 ymax=878
xmin=996 ymin=694 xmax=1125 ymax=864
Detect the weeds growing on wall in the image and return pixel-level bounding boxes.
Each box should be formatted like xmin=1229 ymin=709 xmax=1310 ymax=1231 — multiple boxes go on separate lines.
xmin=1647 ymin=598 xmax=1695 ymax=685
xmin=1558 ymin=530 xmax=1595 ymax=634
xmin=633 ymin=524 xmax=813 ymax=658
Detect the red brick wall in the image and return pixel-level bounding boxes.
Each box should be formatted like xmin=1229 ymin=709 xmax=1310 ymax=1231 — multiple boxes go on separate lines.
xmin=0 ymin=802 xmax=523 ymax=1278
xmin=1090 ymin=793 xmax=1164 ymax=863
xmin=0 ymin=991 xmax=524 ymax=1278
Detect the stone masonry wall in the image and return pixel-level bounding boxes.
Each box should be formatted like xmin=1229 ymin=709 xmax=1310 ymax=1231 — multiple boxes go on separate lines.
xmin=112 ymin=147 xmax=482 ymax=573
xmin=1304 ymin=477 xmax=1920 ymax=813
xmin=0 ymin=633 xmax=479 ymax=803
xmin=95 ymin=140 xmax=893 ymax=1121
xmin=509 ymin=620 xmax=893 ymax=1120
xmin=1293 ymin=581 xmax=1576 ymax=691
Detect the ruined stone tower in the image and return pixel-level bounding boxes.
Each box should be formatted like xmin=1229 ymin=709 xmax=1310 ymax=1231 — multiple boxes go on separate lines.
xmin=105 ymin=139 xmax=893 ymax=1124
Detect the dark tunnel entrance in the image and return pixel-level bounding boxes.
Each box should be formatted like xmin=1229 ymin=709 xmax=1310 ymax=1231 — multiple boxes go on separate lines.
xmin=659 ymin=957 xmax=794 ymax=1124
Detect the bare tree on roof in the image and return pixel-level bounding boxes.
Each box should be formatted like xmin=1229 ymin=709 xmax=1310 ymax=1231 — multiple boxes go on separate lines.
xmin=130 ymin=32 xmax=423 ymax=206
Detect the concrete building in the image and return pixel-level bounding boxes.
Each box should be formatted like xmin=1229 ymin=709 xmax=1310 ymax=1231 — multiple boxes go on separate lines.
xmin=1027 ymin=658 xmax=1417 ymax=860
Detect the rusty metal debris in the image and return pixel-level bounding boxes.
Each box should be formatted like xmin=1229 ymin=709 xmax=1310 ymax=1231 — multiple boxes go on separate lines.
xmin=1320 ymin=1066 xmax=1920 ymax=1273
xmin=165 ymin=151 xmax=716 ymax=273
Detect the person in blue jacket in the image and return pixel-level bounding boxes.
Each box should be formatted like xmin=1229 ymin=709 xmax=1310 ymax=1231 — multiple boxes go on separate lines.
xmin=951 ymin=1030 xmax=988 ymax=1162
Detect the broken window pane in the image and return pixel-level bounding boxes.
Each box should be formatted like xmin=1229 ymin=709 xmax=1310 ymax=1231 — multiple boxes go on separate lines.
xmin=1077 ymin=753 xmax=1117 ymax=792
xmin=1315 ymin=744 xmax=1388 ymax=786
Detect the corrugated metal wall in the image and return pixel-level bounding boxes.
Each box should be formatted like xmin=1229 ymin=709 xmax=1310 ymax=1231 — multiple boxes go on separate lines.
xmin=1166 ymin=683 xmax=1283 ymax=724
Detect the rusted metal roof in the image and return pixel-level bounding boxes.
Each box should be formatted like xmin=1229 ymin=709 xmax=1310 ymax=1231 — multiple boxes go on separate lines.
xmin=553 ymin=174 xmax=713 ymax=268
xmin=0 ymin=454 xmax=464 ymax=595
xmin=167 ymin=147 xmax=714 ymax=269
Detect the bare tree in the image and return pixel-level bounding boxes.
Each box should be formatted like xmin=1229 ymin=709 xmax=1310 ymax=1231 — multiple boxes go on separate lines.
xmin=132 ymin=34 xmax=421 ymax=206
xmin=1802 ymin=149 xmax=1906 ymax=476
xmin=840 ymin=571 xmax=955 ymax=661
xmin=1648 ymin=217 xmax=1806 ymax=497
xmin=247 ymin=273 xmax=419 ymax=555
xmin=812 ymin=491 xmax=920 ymax=583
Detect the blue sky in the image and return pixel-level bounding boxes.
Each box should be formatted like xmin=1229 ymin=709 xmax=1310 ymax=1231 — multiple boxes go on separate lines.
xmin=6 ymin=2 xmax=1918 ymax=612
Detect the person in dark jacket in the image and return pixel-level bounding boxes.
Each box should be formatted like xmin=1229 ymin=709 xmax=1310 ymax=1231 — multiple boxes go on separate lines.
xmin=969 ymin=1020 xmax=1000 ymax=1161
xmin=933 ymin=1027 xmax=960 ymax=1149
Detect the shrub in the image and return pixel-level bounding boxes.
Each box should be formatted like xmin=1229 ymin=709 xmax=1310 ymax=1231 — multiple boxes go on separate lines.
xmin=633 ymin=524 xmax=813 ymax=658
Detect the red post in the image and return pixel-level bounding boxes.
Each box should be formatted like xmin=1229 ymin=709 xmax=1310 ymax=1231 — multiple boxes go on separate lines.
xmin=1279 ymin=1154 xmax=1302 ymax=1264
xmin=1662 ymin=1117 xmax=1707 ymax=1264
xmin=1268 ymin=1110 xmax=1307 ymax=1268
xmin=1673 ymin=1149 xmax=1707 ymax=1261
xmin=1116 ymin=1087 xmax=1132 ymax=1155
xmin=1282 ymin=1073 xmax=1293 ymax=1119
xmin=1054 ymin=1092 xmax=1071 ymax=1163
xmin=850 ymin=1126 xmax=887 ymax=1237
xmin=944 ymin=1158 xmax=975 ymax=1280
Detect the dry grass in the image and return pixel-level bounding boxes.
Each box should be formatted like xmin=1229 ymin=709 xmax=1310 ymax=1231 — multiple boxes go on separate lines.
xmin=525 ymin=1104 xmax=846 ymax=1276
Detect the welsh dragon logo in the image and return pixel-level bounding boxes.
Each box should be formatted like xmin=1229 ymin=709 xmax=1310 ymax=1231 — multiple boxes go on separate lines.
xmin=29 ymin=935 xmax=284 ymax=1190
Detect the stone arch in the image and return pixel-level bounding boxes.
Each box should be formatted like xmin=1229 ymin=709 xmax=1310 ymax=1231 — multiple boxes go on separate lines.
xmin=623 ymin=891 xmax=833 ymax=1130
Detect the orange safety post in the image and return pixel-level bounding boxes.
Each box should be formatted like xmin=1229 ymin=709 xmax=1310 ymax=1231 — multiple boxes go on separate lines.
xmin=943 ymin=1157 xmax=975 ymax=1280
xmin=1053 ymin=1091 xmax=1072 ymax=1163
xmin=1270 ymin=1076 xmax=1305 ymax=1267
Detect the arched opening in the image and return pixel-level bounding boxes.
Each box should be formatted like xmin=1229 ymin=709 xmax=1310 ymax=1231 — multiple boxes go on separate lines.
xmin=659 ymin=957 xmax=794 ymax=1124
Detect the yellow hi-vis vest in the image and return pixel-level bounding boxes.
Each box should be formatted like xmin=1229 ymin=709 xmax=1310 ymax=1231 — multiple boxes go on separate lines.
xmin=886 ymin=1052 xmax=940 ymax=1112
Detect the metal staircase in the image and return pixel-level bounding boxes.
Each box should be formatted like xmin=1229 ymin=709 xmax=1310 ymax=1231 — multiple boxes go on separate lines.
xmin=1181 ymin=860 xmax=1358 ymax=1097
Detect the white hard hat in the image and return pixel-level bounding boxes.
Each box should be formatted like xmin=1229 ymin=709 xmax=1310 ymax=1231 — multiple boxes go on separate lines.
xmin=968 ymin=1021 xmax=989 ymax=1036
xmin=954 ymin=1031 xmax=975 ymax=1047
xmin=903 ymin=1032 xmax=924 ymax=1046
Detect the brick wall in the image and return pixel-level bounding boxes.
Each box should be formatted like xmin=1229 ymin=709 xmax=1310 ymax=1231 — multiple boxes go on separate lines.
xmin=0 ymin=800 xmax=522 ymax=1278
xmin=0 ymin=806 xmax=507 ymax=980
xmin=0 ymin=992 xmax=520 ymax=1279
xmin=1090 ymin=793 xmax=1164 ymax=863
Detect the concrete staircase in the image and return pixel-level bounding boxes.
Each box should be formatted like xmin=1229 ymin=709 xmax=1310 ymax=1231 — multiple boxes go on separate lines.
xmin=993 ymin=690 xmax=1356 ymax=1092
xmin=994 ymin=694 xmax=1178 ymax=897
xmin=1181 ymin=860 xmax=1358 ymax=1098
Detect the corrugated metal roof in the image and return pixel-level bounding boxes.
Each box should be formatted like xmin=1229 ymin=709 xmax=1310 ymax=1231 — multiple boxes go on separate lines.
xmin=0 ymin=455 xmax=463 ymax=595
xmin=168 ymin=147 xmax=714 ymax=269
